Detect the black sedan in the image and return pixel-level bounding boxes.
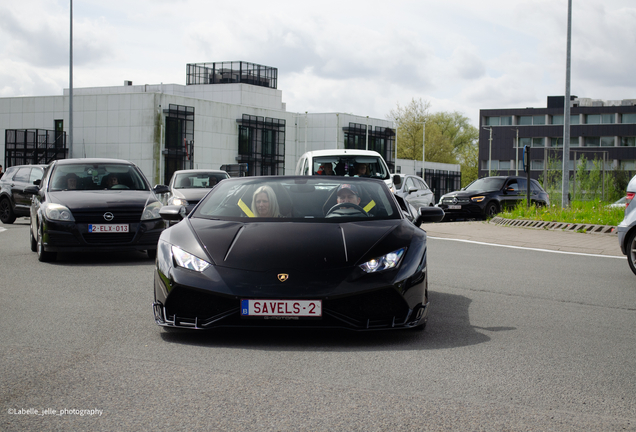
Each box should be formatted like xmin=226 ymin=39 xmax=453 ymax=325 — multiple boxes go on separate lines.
xmin=28 ymin=158 xmax=169 ymax=262
xmin=437 ymin=176 xmax=550 ymax=220
xmin=153 ymin=176 xmax=444 ymax=331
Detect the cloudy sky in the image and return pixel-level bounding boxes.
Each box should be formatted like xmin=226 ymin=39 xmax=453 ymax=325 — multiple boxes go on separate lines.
xmin=1 ymin=0 xmax=634 ymax=126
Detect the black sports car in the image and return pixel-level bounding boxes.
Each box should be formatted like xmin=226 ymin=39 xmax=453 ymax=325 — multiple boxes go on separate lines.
xmin=437 ymin=175 xmax=550 ymax=220
xmin=153 ymin=176 xmax=444 ymax=331
xmin=28 ymin=158 xmax=169 ymax=262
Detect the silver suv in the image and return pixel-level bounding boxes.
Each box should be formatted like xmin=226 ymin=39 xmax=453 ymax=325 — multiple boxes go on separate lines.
xmin=617 ymin=174 xmax=636 ymax=275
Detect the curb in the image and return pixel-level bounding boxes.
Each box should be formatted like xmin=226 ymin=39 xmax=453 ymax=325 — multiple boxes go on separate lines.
xmin=490 ymin=216 xmax=617 ymax=235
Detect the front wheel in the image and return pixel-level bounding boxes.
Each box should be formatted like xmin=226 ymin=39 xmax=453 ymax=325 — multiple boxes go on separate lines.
xmin=37 ymin=223 xmax=56 ymax=262
xmin=0 ymin=198 xmax=16 ymax=224
xmin=626 ymin=230 xmax=636 ymax=276
xmin=484 ymin=202 xmax=499 ymax=218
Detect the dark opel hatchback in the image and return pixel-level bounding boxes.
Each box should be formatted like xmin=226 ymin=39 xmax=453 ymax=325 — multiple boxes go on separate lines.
xmin=28 ymin=158 xmax=169 ymax=262
xmin=437 ymin=176 xmax=550 ymax=220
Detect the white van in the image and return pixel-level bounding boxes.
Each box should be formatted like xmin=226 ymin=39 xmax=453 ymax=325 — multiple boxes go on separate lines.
xmin=295 ymin=149 xmax=392 ymax=187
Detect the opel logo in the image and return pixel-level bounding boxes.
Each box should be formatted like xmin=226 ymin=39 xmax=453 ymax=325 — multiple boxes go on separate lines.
xmin=277 ymin=274 xmax=289 ymax=282
xmin=103 ymin=212 xmax=114 ymax=221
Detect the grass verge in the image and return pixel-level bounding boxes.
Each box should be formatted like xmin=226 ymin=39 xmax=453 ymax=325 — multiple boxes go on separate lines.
xmin=498 ymin=200 xmax=625 ymax=226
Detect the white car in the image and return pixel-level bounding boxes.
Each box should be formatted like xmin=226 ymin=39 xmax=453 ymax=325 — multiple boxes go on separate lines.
xmin=295 ymin=149 xmax=392 ymax=188
xmin=617 ymin=174 xmax=636 ymax=275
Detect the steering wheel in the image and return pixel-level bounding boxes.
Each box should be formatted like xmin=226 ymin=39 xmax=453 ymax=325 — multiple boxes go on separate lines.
xmin=110 ymin=184 xmax=129 ymax=190
xmin=326 ymin=202 xmax=369 ymax=217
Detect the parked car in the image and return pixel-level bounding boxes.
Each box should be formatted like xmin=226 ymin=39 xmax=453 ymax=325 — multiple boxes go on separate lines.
xmin=609 ymin=197 xmax=627 ymax=209
xmin=28 ymin=158 xmax=169 ymax=262
xmin=153 ymin=176 xmax=444 ymax=331
xmin=166 ymin=169 xmax=229 ymax=213
xmin=437 ymin=176 xmax=550 ymax=220
xmin=295 ymin=149 xmax=392 ymax=187
xmin=617 ymin=175 xmax=636 ymax=275
xmin=391 ymin=174 xmax=435 ymax=211
xmin=0 ymin=164 xmax=46 ymax=224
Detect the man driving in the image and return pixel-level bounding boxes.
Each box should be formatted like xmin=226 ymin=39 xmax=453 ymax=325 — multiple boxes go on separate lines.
xmin=336 ymin=184 xmax=361 ymax=207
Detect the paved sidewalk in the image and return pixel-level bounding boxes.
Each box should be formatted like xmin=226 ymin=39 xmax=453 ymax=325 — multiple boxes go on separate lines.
xmin=424 ymin=220 xmax=624 ymax=257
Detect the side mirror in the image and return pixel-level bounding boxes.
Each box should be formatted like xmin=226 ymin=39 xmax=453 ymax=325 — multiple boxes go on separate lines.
xmin=408 ymin=186 xmax=418 ymax=195
xmin=153 ymin=184 xmax=170 ymax=194
xmin=24 ymin=186 xmax=40 ymax=195
xmin=159 ymin=205 xmax=187 ymax=221
xmin=415 ymin=206 xmax=445 ymax=225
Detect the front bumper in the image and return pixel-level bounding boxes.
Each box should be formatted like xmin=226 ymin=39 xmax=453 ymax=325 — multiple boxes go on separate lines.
xmin=42 ymin=218 xmax=165 ymax=253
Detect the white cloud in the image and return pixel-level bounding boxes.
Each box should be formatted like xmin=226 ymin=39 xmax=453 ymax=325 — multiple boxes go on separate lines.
xmin=0 ymin=0 xmax=634 ymax=127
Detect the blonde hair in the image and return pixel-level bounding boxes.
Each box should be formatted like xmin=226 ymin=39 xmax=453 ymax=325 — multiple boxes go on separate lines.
xmin=251 ymin=185 xmax=280 ymax=217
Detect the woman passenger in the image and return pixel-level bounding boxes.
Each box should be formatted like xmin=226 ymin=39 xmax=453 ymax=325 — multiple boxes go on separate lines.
xmin=251 ymin=185 xmax=281 ymax=217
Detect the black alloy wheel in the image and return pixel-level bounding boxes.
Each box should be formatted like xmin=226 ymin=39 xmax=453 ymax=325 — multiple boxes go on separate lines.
xmin=0 ymin=198 xmax=16 ymax=224
xmin=37 ymin=222 xmax=56 ymax=262
xmin=627 ymin=230 xmax=636 ymax=276
xmin=30 ymin=226 xmax=37 ymax=252
xmin=485 ymin=202 xmax=499 ymax=218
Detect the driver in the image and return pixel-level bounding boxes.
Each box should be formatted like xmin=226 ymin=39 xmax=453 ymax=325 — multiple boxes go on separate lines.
xmin=336 ymin=184 xmax=361 ymax=208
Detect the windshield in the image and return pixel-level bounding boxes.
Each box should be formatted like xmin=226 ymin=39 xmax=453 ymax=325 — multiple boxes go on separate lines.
xmin=464 ymin=177 xmax=506 ymax=192
xmin=173 ymin=172 xmax=228 ymax=189
xmin=193 ymin=177 xmax=399 ymax=221
xmin=312 ymin=156 xmax=389 ymax=180
xmin=49 ymin=163 xmax=149 ymax=191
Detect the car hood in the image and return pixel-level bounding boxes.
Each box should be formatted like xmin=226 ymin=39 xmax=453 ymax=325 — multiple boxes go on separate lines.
xmin=171 ymin=188 xmax=211 ymax=202
xmin=48 ymin=190 xmax=155 ymax=210
xmin=171 ymin=218 xmax=405 ymax=272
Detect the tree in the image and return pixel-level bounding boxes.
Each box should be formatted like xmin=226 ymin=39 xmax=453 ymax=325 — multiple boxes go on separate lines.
xmin=387 ymin=98 xmax=479 ymax=185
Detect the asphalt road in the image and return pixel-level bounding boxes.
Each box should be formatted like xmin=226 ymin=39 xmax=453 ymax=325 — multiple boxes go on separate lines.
xmin=1 ymin=219 xmax=635 ymax=431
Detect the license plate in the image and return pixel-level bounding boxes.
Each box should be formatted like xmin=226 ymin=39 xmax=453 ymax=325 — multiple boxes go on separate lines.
xmin=448 ymin=205 xmax=461 ymax=210
xmin=88 ymin=224 xmax=129 ymax=233
xmin=241 ymin=299 xmax=322 ymax=317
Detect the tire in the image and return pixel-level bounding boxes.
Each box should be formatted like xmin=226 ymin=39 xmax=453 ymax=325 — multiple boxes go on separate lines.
xmin=37 ymin=223 xmax=56 ymax=262
xmin=30 ymin=226 xmax=37 ymax=252
xmin=626 ymin=230 xmax=636 ymax=276
xmin=0 ymin=198 xmax=16 ymax=224
xmin=147 ymin=249 xmax=157 ymax=260
xmin=484 ymin=202 xmax=499 ymax=218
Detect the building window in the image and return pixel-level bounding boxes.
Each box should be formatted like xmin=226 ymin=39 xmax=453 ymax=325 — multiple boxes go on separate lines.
xmin=621 ymin=137 xmax=636 ymax=147
xmin=621 ymin=160 xmax=635 ymax=170
xmin=518 ymin=116 xmax=532 ymax=125
xmin=602 ymin=114 xmax=615 ymax=124
xmin=550 ymin=137 xmax=579 ymax=147
xmin=600 ymin=136 xmax=615 ymax=147
xmin=396 ymin=166 xmax=402 ymax=174
xmin=622 ymin=113 xmax=636 ymax=124
xmin=500 ymin=116 xmax=512 ymax=125
xmin=570 ymin=114 xmax=580 ymax=125
xmin=531 ymin=160 xmax=544 ymax=170
xmin=532 ymin=137 xmax=544 ymax=147
xmin=519 ymin=137 xmax=531 ymax=147
xmin=481 ymin=160 xmax=498 ymax=170
xmin=585 ymin=136 xmax=600 ymax=146
xmin=499 ymin=160 xmax=511 ymax=170
xmin=586 ymin=114 xmax=601 ymax=124
xmin=486 ymin=116 xmax=500 ymax=126
xmin=533 ymin=115 xmax=545 ymax=125
xmin=551 ymin=115 xmax=564 ymax=125
xmin=236 ymin=114 xmax=286 ymax=176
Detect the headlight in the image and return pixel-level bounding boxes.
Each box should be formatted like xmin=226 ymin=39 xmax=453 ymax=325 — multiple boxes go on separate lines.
xmin=169 ymin=197 xmax=188 ymax=206
xmin=471 ymin=196 xmax=485 ymax=203
xmin=359 ymin=248 xmax=406 ymax=273
xmin=172 ymin=246 xmax=211 ymax=272
xmin=43 ymin=203 xmax=75 ymax=222
xmin=141 ymin=201 xmax=162 ymax=220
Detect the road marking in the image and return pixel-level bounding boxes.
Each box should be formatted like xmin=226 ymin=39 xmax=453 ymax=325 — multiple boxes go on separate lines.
xmin=0 ymin=227 xmax=6 ymax=233
xmin=428 ymin=236 xmax=625 ymax=259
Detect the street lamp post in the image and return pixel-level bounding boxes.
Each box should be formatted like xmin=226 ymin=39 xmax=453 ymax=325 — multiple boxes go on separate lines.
xmin=415 ymin=121 xmax=425 ymax=178
xmin=69 ymin=0 xmax=73 ymax=157
xmin=482 ymin=127 xmax=493 ymax=175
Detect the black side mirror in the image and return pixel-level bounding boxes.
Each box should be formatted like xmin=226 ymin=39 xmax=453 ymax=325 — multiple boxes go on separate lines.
xmin=153 ymin=184 xmax=170 ymax=194
xmin=415 ymin=206 xmax=445 ymax=225
xmin=24 ymin=186 xmax=40 ymax=195
xmin=159 ymin=205 xmax=187 ymax=221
